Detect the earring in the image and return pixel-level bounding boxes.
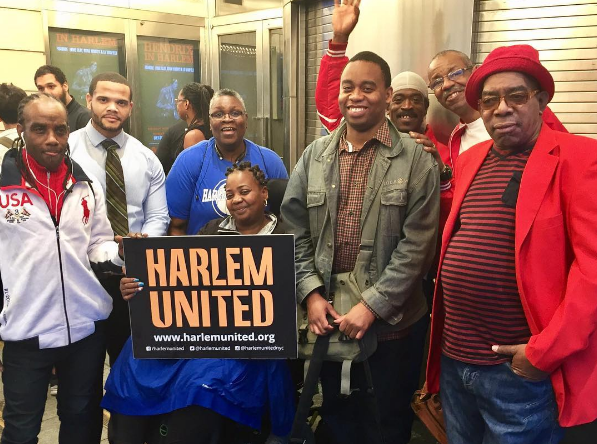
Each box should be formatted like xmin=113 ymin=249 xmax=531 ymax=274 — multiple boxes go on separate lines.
xmin=264 ymin=199 xmax=268 ymax=207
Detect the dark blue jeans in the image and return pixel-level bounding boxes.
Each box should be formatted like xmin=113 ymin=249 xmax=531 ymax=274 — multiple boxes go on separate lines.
xmin=1 ymin=324 xmax=106 ymax=444
xmin=440 ymin=354 xmax=564 ymax=444
xmin=319 ymin=314 xmax=429 ymax=444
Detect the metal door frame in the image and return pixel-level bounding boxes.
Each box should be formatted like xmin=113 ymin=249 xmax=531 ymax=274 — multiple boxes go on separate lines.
xmin=209 ymin=15 xmax=283 ymax=149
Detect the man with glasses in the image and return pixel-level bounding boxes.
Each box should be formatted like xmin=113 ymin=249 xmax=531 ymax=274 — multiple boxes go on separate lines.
xmin=427 ymin=49 xmax=567 ymax=168
xmin=426 ymin=44 xmax=597 ymax=443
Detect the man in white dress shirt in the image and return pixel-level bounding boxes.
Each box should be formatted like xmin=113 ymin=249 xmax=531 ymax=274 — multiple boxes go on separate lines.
xmin=69 ymin=72 xmax=169 ymax=365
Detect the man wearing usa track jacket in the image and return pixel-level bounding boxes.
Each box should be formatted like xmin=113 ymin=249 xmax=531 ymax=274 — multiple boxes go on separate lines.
xmin=0 ymin=93 xmax=125 ymax=444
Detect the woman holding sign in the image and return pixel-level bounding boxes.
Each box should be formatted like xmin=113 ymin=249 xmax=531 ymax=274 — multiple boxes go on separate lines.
xmin=102 ymin=162 xmax=294 ymax=444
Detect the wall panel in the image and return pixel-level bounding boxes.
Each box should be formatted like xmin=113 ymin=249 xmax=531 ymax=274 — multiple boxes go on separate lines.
xmin=472 ymin=0 xmax=597 ymax=139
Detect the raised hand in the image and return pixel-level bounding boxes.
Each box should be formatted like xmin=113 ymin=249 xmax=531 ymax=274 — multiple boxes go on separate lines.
xmin=332 ymin=0 xmax=362 ymax=43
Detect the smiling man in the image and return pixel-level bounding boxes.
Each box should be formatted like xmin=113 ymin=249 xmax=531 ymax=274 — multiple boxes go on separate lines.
xmin=282 ymin=51 xmax=439 ymax=444
xmin=426 ymin=45 xmax=597 ymax=444
xmin=0 ymin=93 xmax=125 ymax=444
xmin=69 ymin=72 xmax=169 ymax=365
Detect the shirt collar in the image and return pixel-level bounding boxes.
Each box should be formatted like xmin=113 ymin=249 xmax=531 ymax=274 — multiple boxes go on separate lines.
xmin=85 ymin=120 xmax=126 ymax=149
xmin=218 ymin=213 xmax=278 ymax=235
xmin=339 ymin=119 xmax=392 ymax=152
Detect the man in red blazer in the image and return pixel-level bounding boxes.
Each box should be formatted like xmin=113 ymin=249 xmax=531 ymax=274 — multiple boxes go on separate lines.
xmin=426 ymin=44 xmax=597 ymax=443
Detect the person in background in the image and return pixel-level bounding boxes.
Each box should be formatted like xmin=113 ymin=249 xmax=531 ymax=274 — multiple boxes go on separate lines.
xmin=0 ymin=93 xmax=127 ymax=444
xmin=69 ymin=72 xmax=169 ymax=365
xmin=34 ymin=65 xmax=91 ymax=131
xmin=156 ymin=120 xmax=187 ymax=174
xmin=157 ymin=83 xmax=214 ymax=174
xmin=0 ymin=83 xmax=27 ymax=151
xmin=103 ymin=162 xmax=294 ymax=444
xmin=166 ymin=88 xmax=287 ymax=237
xmin=426 ymin=44 xmax=597 ymax=444
xmin=176 ymin=82 xmax=213 ymax=151
xmin=427 ymin=48 xmax=567 ymax=172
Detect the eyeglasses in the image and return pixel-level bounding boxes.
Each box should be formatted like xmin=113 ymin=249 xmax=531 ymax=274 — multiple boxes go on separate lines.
xmin=478 ymin=90 xmax=540 ymax=112
xmin=209 ymin=110 xmax=245 ymax=120
xmin=392 ymin=93 xmax=425 ymax=106
xmin=428 ymin=67 xmax=473 ymax=91
xmin=173 ymin=98 xmax=187 ymax=104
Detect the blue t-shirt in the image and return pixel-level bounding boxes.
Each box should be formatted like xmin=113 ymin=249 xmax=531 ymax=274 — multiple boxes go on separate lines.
xmin=166 ymin=138 xmax=288 ymax=234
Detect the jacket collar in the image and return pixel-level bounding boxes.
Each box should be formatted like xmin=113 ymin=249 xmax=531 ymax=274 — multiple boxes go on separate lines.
xmin=315 ymin=117 xmax=406 ymax=161
xmin=443 ymin=123 xmax=560 ymax=253
xmin=1 ymin=148 xmax=92 ymax=188
xmin=515 ymin=123 xmax=559 ymax=250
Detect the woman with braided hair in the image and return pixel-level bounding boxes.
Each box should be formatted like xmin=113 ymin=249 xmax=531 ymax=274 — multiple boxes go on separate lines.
xmin=102 ymin=162 xmax=294 ymax=444
xmin=157 ymin=83 xmax=214 ymax=175
xmin=176 ymin=82 xmax=213 ymax=153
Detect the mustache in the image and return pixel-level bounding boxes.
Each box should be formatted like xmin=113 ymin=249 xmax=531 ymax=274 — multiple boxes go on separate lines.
xmin=442 ymin=85 xmax=464 ymax=101
xmin=395 ymin=110 xmax=419 ymax=118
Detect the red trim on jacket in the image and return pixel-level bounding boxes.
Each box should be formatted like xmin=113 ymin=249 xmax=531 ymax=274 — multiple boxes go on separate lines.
xmin=22 ymin=149 xmax=70 ymax=223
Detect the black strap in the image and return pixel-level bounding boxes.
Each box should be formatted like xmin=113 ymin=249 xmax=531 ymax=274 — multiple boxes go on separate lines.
xmin=289 ymin=333 xmax=331 ymax=443
xmin=289 ymin=335 xmax=386 ymax=444
xmin=360 ymin=341 xmax=386 ymax=444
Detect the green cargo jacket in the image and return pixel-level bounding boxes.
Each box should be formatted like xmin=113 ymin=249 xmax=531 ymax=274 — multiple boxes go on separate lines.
xmin=281 ymin=119 xmax=440 ymax=333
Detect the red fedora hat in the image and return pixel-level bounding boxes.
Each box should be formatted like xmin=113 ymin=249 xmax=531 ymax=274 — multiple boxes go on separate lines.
xmin=465 ymin=44 xmax=555 ymax=110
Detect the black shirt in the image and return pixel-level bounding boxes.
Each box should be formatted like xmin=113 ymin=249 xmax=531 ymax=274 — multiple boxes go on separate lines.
xmin=66 ymin=96 xmax=91 ymax=131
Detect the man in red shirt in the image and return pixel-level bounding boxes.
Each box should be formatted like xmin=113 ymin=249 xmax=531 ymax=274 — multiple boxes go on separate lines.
xmin=427 ymin=44 xmax=597 ymax=443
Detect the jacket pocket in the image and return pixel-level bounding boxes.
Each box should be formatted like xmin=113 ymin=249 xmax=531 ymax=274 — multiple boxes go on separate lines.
xmin=380 ymin=187 xmax=407 ymax=237
xmin=307 ymin=191 xmax=326 ymax=240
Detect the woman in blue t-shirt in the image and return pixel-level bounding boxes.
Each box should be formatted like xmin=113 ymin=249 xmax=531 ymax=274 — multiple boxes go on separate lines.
xmin=165 ymin=89 xmax=288 ymax=236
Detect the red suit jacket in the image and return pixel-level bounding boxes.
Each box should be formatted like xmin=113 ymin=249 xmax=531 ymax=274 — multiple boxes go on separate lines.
xmin=426 ymin=124 xmax=597 ymax=427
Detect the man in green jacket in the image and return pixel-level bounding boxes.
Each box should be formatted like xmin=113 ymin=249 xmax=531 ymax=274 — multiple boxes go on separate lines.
xmin=281 ymin=51 xmax=439 ymax=444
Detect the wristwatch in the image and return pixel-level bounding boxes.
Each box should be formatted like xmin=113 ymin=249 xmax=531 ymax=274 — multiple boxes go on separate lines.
xmin=439 ymin=164 xmax=453 ymax=182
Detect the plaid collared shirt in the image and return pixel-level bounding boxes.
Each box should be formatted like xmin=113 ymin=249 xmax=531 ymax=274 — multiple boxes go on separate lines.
xmin=333 ymin=120 xmax=392 ymax=273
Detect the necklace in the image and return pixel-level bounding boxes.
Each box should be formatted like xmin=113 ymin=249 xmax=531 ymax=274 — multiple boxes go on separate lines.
xmin=214 ymin=142 xmax=246 ymax=164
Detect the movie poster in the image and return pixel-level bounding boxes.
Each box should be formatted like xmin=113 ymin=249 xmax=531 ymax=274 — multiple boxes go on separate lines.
xmin=123 ymin=234 xmax=297 ymax=359
xmin=49 ymin=29 xmax=125 ymax=104
xmin=137 ymin=37 xmax=199 ymax=149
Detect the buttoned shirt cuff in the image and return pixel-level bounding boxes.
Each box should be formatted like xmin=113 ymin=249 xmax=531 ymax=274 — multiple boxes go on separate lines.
xmin=360 ymin=299 xmax=381 ymax=319
xmin=296 ymin=274 xmax=326 ymax=305
xmin=361 ymin=286 xmax=404 ymax=325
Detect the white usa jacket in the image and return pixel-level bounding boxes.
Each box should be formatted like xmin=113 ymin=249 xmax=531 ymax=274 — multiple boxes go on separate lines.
xmin=0 ymin=150 xmax=123 ymax=348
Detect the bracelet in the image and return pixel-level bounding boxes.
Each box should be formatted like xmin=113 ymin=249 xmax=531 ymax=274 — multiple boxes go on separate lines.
xmin=439 ymin=164 xmax=453 ymax=182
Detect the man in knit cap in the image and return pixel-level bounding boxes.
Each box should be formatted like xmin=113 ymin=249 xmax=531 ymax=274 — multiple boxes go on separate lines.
xmin=426 ymin=44 xmax=597 ymax=443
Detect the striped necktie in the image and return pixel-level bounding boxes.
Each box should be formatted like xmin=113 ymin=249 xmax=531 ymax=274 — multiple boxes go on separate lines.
xmin=101 ymin=139 xmax=129 ymax=236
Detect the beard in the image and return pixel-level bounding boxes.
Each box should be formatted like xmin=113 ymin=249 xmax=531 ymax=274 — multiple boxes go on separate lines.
xmin=90 ymin=105 xmax=125 ymax=134
xmin=58 ymin=89 xmax=68 ymax=105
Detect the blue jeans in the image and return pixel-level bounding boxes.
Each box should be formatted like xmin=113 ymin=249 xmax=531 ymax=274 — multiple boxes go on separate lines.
xmin=440 ymin=354 xmax=563 ymax=444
